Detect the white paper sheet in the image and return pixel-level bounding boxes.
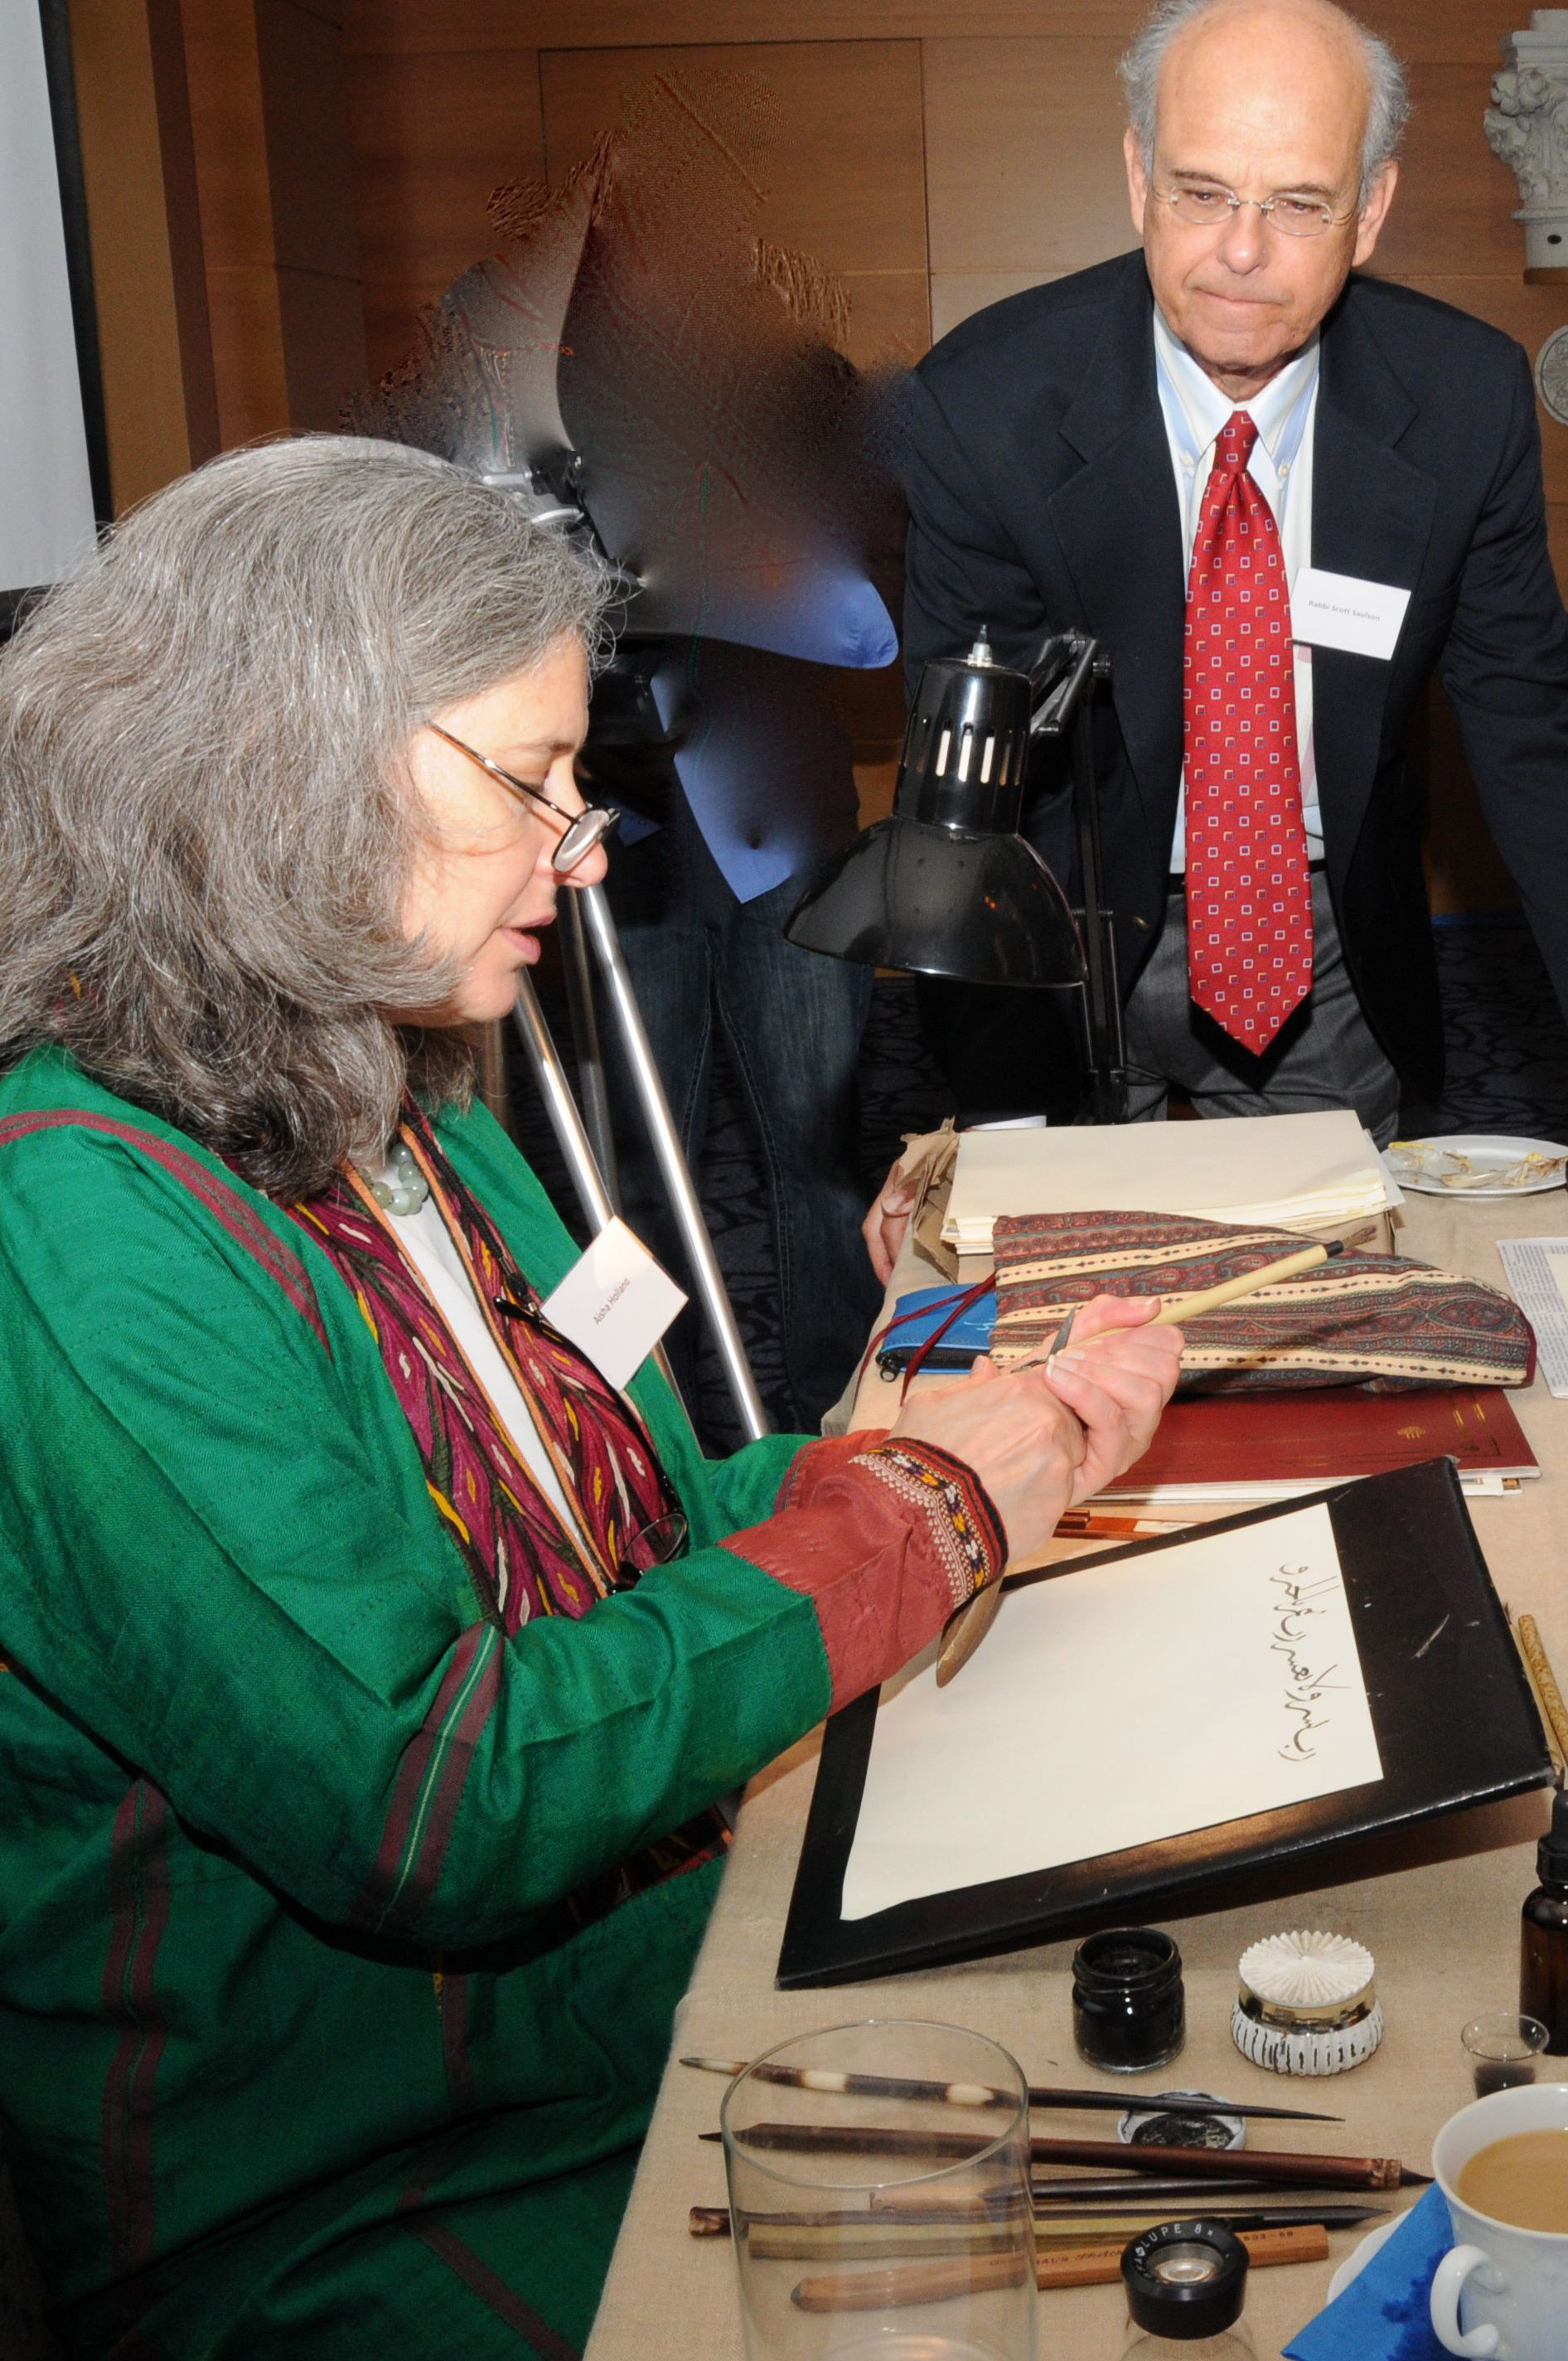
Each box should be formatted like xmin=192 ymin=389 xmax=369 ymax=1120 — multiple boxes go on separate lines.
xmin=840 ymin=1500 xmax=1383 ymax=1921
xmin=1498 ymin=1238 xmax=1568 ymax=1401
xmin=942 ymin=1108 xmax=1401 ymax=1250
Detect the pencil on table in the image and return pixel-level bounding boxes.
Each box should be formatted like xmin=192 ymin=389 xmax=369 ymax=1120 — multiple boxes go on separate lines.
xmin=789 ymin=2221 xmax=1331 ymax=2310
xmin=687 ymin=2200 xmax=1385 ymax=2247
xmin=1517 ymin=1612 xmax=1568 ymax=1770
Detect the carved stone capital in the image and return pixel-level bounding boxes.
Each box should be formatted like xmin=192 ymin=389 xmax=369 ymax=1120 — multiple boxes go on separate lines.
xmin=1485 ymin=9 xmax=1568 ymax=267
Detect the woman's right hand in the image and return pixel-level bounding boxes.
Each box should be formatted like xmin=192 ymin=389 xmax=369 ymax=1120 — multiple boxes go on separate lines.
xmin=888 ymin=1357 xmax=1087 ymax=1566
xmin=888 ymin=1295 xmax=1182 ymax=1564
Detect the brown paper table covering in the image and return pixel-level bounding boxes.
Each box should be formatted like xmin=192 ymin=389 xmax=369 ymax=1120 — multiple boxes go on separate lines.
xmin=586 ymin=1186 xmax=1568 ymax=2361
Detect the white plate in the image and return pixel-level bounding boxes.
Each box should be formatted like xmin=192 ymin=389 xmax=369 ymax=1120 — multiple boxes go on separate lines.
xmin=1325 ymin=2209 xmax=1405 ymax=2300
xmin=1386 ymin=1134 xmax=1568 ymax=1198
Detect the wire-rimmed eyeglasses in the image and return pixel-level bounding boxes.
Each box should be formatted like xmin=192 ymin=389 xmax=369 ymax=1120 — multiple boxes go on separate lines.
xmin=1154 ymin=181 xmax=1358 ymax=238
xmin=425 ymin=720 xmax=619 ymax=875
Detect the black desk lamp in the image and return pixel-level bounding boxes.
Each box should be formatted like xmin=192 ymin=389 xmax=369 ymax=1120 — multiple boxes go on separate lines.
xmin=786 ymin=628 xmax=1130 ymax=1122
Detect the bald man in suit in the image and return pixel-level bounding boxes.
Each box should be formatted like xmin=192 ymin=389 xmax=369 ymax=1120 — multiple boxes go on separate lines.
xmin=877 ymin=0 xmax=1568 ymax=1239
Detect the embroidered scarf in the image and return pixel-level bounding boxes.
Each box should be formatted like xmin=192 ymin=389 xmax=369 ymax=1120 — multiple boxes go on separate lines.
xmin=289 ymin=1098 xmax=726 ymax=1915
xmin=291 ymin=1099 xmax=685 ymax=1630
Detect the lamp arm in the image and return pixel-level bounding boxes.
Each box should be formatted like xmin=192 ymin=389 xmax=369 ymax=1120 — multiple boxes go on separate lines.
xmin=1072 ymin=691 xmax=1128 ymax=1123
xmin=1024 ymin=630 xmax=1129 ymax=1123
xmin=1027 ymin=631 xmax=1098 ymax=737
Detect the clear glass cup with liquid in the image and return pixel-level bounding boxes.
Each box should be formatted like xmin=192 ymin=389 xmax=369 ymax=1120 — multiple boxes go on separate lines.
xmin=720 ymin=2019 xmax=1038 ymax=2361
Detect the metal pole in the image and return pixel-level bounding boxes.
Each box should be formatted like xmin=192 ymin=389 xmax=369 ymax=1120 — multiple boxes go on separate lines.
xmin=511 ymin=972 xmax=686 ymax=1408
xmin=558 ymin=891 xmax=621 ymax=1204
xmin=1031 ymin=634 xmax=1129 ymax=1126
xmin=1072 ymin=690 xmax=1128 ymax=1124
xmin=575 ymin=882 xmax=772 ymax=1443
xmin=511 ymin=972 xmax=617 ymax=1232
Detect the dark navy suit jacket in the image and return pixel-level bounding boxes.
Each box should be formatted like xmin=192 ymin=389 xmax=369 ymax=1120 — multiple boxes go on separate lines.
xmin=900 ymin=250 xmax=1568 ymax=1089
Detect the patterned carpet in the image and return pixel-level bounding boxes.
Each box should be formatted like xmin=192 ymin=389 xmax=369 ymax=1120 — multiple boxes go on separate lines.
xmin=506 ymin=915 xmax=1568 ymax=1452
xmin=1401 ymin=917 xmax=1568 ymax=1142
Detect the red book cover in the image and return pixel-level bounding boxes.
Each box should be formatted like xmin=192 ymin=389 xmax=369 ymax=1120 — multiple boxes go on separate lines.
xmin=1106 ymin=1385 xmax=1537 ymax=1491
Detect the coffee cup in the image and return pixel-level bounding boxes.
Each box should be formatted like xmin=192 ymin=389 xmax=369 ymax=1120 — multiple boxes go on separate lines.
xmin=1429 ymin=2080 xmax=1568 ymax=2359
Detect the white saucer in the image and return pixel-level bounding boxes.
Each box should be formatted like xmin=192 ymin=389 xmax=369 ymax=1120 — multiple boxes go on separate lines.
xmin=1325 ymin=2209 xmax=1404 ymax=2300
xmin=1386 ymin=1134 xmax=1568 ymax=1198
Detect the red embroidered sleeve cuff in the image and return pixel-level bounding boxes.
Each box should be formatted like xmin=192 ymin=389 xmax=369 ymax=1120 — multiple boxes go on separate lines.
xmin=722 ymin=1438 xmax=1007 ymax=1714
xmin=849 ymin=1438 xmax=1007 ymax=1615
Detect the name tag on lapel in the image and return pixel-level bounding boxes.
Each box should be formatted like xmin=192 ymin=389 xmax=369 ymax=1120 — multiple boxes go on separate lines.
xmin=1292 ymin=565 xmax=1411 ymax=661
xmin=542 ymin=1217 xmax=687 ymax=1389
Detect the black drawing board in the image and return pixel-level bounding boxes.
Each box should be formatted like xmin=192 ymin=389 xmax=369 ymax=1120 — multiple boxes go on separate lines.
xmin=777 ymin=1459 xmax=1552 ymax=1989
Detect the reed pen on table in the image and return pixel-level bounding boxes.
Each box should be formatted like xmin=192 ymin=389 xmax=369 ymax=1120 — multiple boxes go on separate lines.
xmin=679 ymin=2053 xmax=1340 ymax=2124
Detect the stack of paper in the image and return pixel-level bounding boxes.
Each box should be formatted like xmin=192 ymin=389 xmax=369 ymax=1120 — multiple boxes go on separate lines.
xmin=942 ymin=1109 xmax=1401 ymax=1256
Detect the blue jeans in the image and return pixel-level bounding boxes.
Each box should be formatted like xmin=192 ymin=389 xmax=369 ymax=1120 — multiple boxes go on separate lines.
xmin=602 ymin=798 xmax=880 ymax=1433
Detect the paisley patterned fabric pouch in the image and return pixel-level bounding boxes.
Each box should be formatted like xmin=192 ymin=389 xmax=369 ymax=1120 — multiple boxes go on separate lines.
xmin=990 ymin=1209 xmax=1533 ymax=1393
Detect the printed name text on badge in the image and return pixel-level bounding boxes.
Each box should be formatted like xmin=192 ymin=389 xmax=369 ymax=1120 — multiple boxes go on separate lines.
xmin=1291 ymin=565 xmax=1411 ymax=662
xmin=541 ymin=1217 xmax=687 ymax=1391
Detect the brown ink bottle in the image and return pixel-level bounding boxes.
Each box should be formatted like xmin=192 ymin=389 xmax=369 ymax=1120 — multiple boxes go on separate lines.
xmin=1521 ymin=1785 xmax=1568 ymax=2053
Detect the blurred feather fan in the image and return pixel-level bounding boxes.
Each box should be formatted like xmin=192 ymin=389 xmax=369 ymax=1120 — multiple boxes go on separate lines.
xmin=350 ymin=71 xmax=898 ymax=673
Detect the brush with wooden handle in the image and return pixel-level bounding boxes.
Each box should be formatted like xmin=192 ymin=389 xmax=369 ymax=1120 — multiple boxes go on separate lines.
xmin=687 ymin=2200 xmax=1384 ymax=2244
xmin=789 ymin=2220 xmax=1330 ymax=2310
xmin=707 ymin=2122 xmax=1427 ymax=2189
xmin=936 ymin=1239 xmax=1345 ymax=1684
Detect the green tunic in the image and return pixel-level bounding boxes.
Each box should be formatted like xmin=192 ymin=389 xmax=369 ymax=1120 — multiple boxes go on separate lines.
xmin=0 ymin=1049 xmax=834 ymax=2359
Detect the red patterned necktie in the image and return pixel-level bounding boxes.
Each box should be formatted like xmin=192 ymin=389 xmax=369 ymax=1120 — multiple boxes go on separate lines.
xmin=1183 ymin=409 xmax=1313 ymax=1050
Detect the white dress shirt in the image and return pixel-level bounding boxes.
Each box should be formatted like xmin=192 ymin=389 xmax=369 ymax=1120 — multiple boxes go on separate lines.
xmin=1152 ymin=305 xmax=1323 ymax=868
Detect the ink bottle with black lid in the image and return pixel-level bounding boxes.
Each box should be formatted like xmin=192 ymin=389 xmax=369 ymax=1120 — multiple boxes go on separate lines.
xmin=1072 ymin=1926 xmax=1186 ymax=2073
xmin=1119 ymin=2220 xmax=1257 ymax=2359
xmin=1521 ymin=1785 xmax=1568 ymax=2053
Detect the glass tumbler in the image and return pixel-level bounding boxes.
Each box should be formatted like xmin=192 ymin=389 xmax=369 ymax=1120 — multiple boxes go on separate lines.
xmin=1460 ymin=2011 xmax=1549 ymax=2097
xmin=721 ymin=2019 xmax=1038 ymax=2361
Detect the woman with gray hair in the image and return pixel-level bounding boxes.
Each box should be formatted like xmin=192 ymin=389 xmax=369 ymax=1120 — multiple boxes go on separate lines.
xmin=0 ymin=435 xmax=1179 ymax=2359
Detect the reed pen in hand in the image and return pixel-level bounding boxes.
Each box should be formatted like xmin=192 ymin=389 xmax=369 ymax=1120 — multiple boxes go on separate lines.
xmin=939 ymin=1238 xmax=1345 ymax=1682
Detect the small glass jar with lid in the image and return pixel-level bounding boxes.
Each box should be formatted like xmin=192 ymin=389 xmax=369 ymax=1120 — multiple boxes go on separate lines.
xmin=1072 ymin=1926 xmax=1186 ymax=2073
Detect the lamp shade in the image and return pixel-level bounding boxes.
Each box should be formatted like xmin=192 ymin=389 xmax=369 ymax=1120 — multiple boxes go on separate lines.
xmin=785 ymin=636 xmax=1086 ymax=986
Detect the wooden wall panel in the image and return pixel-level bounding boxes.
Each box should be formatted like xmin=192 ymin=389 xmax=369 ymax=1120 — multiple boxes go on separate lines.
xmin=348 ymin=50 xmax=544 ymax=286
xmin=923 ymin=37 xmax=1130 ymax=277
xmin=255 ymin=0 xmax=368 ymax=424
xmin=70 ymin=0 xmax=220 ymax=509
xmin=348 ymin=5 xmax=1140 ymax=56
xmin=257 ymin=2 xmax=362 ymax=280
xmin=186 ymin=0 xmax=290 ymax=444
xmin=932 ymin=268 xmax=1059 ymax=342
xmin=539 ymin=42 xmax=930 ymax=369
xmin=186 ymin=0 xmax=367 ymax=439
xmin=346 ymin=1 xmax=1524 ymax=66
xmin=347 ymin=46 xmax=544 ymax=380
